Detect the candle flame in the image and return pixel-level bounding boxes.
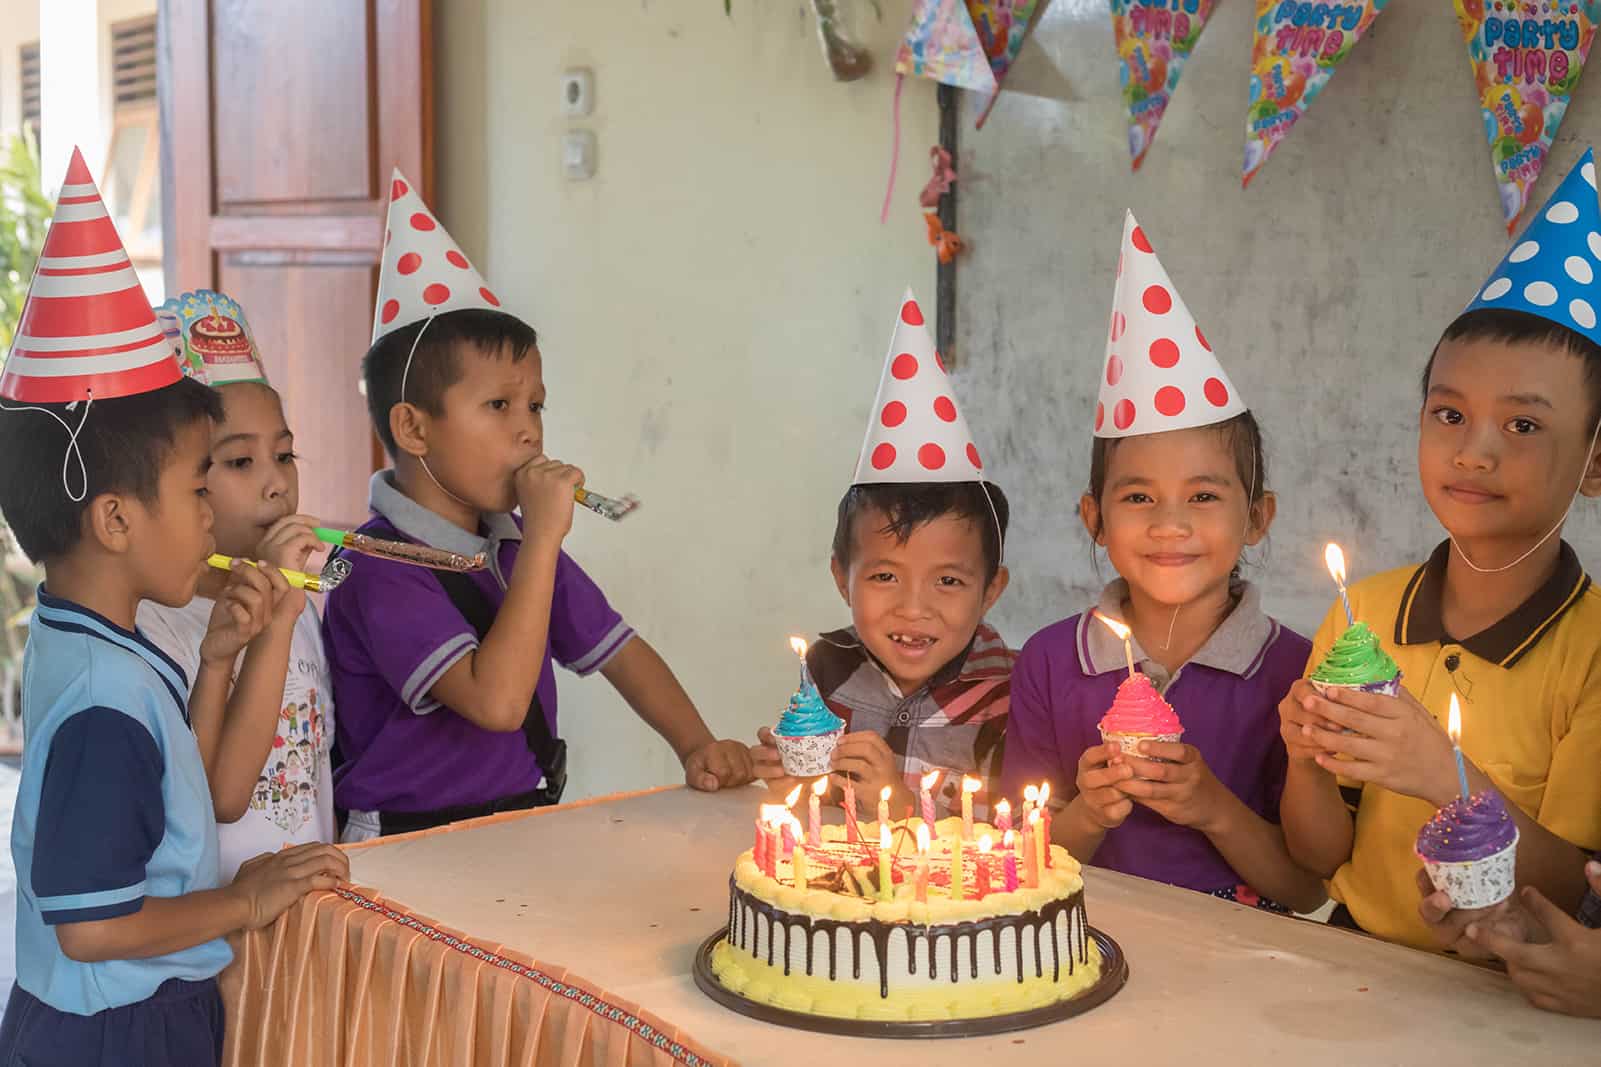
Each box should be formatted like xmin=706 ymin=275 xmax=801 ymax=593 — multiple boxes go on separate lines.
xmin=995 ymin=799 xmax=1011 ymax=818
xmin=1003 ymin=829 xmax=1015 ymax=848
xmin=880 ymin=824 xmax=892 ymax=850
xmin=962 ymin=776 xmax=981 ymax=795
xmin=1038 ymin=781 xmax=1051 ymax=806
xmin=811 ymin=777 xmax=828 ymax=798
xmin=759 ymin=803 xmax=785 ymax=826
xmin=1448 ymin=692 xmax=1462 ymax=746
xmin=1024 ymin=784 xmax=1040 ymax=804
xmin=979 ymin=834 xmax=993 ymax=854
xmin=917 ymin=824 xmax=931 ymax=853
xmin=920 ymin=769 xmax=942 ymax=791
xmin=880 ymin=785 xmax=892 ymax=802
xmin=1324 ymin=543 xmax=1347 ymax=587
xmin=789 ymin=635 xmax=808 ymax=658
xmin=784 ymin=784 xmax=802 ymax=808
xmin=1093 ymin=610 xmax=1132 ymax=641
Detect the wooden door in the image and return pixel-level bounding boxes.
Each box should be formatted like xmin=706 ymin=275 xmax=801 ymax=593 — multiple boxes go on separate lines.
xmin=158 ymin=0 xmax=432 ymax=526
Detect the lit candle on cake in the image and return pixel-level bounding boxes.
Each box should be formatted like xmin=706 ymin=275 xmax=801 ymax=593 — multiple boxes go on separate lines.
xmin=754 ymin=812 xmax=768 ymax=872
xmin=1023 ymin=783 xmax=1039 ymax=822
xmin=952 ymin=832 xmax=966 ymax=901
xmin=808 ymin=777 xmax=826 ymax=847
xmin=976 ymin=835 xmax=993 ymax=899
xmin=1024 ymin=810 xmax=1041 ymax=888
xmin=1002 ymin=830 xmax=1019 ymax=891
xmin=919 ymin=769 xmax=941 ymax=828
xmin=759 ymin=804 xmax=784 ymax=877
xmin=1448 ymin=693 xmax=1470 ymax=800
xmin=877 ymin=785 xmax=891 ymax=827
xmin=961 ymin=775 xmax=980 ymax=841
xmin=1038 ymin=781 xmax=1054 ymax=867
xmin=915 ymin=824 xmax=931 ymax=903
xmin=1095 ymin=612 xmax=1138 ymax=678
xmin=782 ymin=785 xmax=801 ymax=860
xmin=994 ymin=798 xmax=1012 ymax=834
xmin=878 ymin=824 xmax=895 ymax=902
xmin=1324 ymin=543 xmax=1355 ymax=628
xmin=793 ymin=844 xmax=809 ymax=890
xmin=842 ymin=777 xmax=860 ymax=843
xmin=1029 ymin=809 xmax=1046 ymax=884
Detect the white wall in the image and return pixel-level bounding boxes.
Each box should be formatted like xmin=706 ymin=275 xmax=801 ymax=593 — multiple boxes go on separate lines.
xmin=438 ymin=3 xmax=939 ymax=799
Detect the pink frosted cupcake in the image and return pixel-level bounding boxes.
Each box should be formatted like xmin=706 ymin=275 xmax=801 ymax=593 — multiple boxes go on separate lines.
xmin=1098 ymin=672 xmax=1183 ymax=759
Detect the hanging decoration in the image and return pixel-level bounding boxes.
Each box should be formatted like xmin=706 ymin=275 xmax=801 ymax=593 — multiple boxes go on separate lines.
xmin=1111 ymin=0 xmax=1219 ymax=169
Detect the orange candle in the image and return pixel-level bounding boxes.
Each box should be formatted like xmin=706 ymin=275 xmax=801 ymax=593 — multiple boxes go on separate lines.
xmin=915 ymin=824 xmax=931 ymax=903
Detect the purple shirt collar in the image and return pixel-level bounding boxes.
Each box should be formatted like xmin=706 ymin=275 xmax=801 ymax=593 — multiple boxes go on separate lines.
xmin=369 ymin=470 xmax=522 ymax=584
xmin=1076 ymin=580 xmax=1277 ymax=682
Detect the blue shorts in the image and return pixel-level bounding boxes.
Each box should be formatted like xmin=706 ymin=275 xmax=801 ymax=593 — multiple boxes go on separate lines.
xmin=0 ymin=977 xmax=224 ymax=1067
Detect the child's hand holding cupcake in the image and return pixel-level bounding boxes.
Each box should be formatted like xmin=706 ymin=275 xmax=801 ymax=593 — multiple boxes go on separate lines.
xmin=1073 ymin=743 xmax=1136 ymax=830
xmin=1296 ymin=684 xmax=1462 ymax=806
xmin=1119 ymin=742 xmax=1232 ymax=832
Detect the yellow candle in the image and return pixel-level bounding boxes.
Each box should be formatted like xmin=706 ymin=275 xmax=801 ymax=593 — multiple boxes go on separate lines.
xmin=878 ymin=824 xmax=894 ymax=901
xmin=1030 ymin=809 xmax=1046 ymax=881
xmin=793 ymin=844 xmax=808 ymax=890
xmin=915 ymin=824 xmax=931 ymax=903
xmin=951 ymin=833 xmax=965 ymax=901
xmin=961 ymin=775 xmax=980 ymax=841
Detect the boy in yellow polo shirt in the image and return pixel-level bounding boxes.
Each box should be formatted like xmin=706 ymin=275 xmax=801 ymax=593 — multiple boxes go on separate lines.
xmin=1277 ymin=152 xmax=1601 ymax=951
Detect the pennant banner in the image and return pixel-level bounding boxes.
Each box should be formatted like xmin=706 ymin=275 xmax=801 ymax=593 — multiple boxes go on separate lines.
xmin=1454 ymin=0 xmax=1596 ymax=230
xmin=1112 ymin=0 xmax=1218 ymax=169
xmin=895 ymin=0 xmax=998 ymax=92
xmin=969 ymin=0 xmax=1043 ymax=126
xmin=1243 ymin=0 xmax=1391 ymax=186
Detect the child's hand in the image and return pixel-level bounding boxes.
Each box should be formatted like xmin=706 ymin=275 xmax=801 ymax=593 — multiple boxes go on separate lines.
xmin=1297 ymin=685 xmax=1460 ymax=807
xmin=830 ymin=731 xmax=899 ymax=801
xmin=514 ymin=455 xmax=583 ymax=545
xmin=751 ymin=727 xmax=801 ymax=797
xmin=1415 ymin=867 xmax=1537 ymax=961
xmin=1074 ymin=743 xmax=1135 ymax=830
xmin=1466 ymin=865 xmax=1601 ymax=1017
xmin=682 ymin=738 xmax=754 ymax=792
xmin=254 ymin=513 xmax=325 ymax=576
xmin=1277 ymin=678 xmax=1340 ymax=764
xmin=199 ymin=560 xmax=280 ymax=665
xmin=1119 ymin=741 xmax=1229 ymax=832
xmin=228 ymin=843 xmax=349 ymax=930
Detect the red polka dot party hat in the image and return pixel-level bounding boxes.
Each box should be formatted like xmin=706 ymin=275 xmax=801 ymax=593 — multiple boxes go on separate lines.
xmin=1097 ymin=211 xmax=1246 ymax=439
xmin=0 ymin=147 xmax=182 ymax=404
xmin=372 ymin=168 xmax=502 ymax=345
xmin=852 ymin=288 xmax=987 ymax=485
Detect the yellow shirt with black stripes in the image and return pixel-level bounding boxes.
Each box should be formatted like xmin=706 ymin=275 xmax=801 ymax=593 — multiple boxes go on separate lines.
xmin=1307 ymin=540 xmax=1601 ymax=951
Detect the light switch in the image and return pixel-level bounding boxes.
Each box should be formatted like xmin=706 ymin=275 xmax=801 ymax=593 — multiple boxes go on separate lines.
xmin=563 ymin=130 xmax=597 ymax=181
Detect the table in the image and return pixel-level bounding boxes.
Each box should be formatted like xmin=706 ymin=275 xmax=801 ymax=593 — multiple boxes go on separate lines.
xmin=221 ymin=785 xmax=1594 ymax=1065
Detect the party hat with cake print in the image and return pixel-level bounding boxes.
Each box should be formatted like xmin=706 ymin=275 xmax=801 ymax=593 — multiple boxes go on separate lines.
xmin=1096 ymin=212 xmax=1247 ymax=438
xmin=852 ymin=288 xmax=988 ymax=484
xmin=161 ymin=290 xmax=268 ymax=386
xmin=372 ymin=168 xmax=503 ymax=346
xmin=1462 ymin=148 xmax=1601 ymax=346
xmin=0 ymin=147 xmax=182 ymax=404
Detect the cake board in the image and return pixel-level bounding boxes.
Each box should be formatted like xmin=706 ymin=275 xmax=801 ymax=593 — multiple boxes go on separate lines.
xmin=692 ymin=925 xmax=1128 ymax=1039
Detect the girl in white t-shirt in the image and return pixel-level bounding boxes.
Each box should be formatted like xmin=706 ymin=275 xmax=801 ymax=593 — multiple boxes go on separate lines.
xmin=138 ymin=296 xmax=335 ymax=879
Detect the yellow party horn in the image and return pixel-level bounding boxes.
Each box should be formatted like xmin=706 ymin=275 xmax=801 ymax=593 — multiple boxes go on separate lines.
xmin=207 ymin=554 xmax=352 ymax=594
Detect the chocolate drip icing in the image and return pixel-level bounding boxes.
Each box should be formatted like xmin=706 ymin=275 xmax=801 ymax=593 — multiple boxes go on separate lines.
xmin=726 ymin=884 xmax=1088 ymax=998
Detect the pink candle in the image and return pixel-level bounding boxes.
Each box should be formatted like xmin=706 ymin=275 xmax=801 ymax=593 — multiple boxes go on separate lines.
xmin=919 ymin=769 xmax=941 ymax=828
xmin=1038 ymin=782 xmax=1054 ymax=868
xmin=1002 ymin=830 xmax=1019 ymax=892
xmin=754 ymin=818 xmax=767 ymax=871
xmin=808 ymin=778 xmax=826 ymax=847
xmin=915 ymin=824 xmax=931 ymax=903
xmin=781 ymin=816 xmax=797 ymax=861
xmin=975 ymin=835 xmax=992 ymax=899
xmin=842 ymin=777 xmax=860 ymax=842
xmin=994 ymin=799 xmax=1012 ymax=834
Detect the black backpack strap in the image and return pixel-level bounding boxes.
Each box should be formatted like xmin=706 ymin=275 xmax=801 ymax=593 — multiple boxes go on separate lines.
xmin=431 ymin=568 xmax=566 ymax=795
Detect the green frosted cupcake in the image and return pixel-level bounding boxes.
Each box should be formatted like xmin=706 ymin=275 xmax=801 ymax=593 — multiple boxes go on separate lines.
xmin=1310 ymin=621 xmax=1401 ymax=699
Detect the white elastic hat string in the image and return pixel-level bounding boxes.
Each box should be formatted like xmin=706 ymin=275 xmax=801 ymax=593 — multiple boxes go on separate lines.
xmin=1450 ymin=410 xmax=1601 ymax=574
xmin=0 ymin=390 xmax=94 ymax=501
xmin=978 ymin=478 xmax=1005 ymax=567
xmin=398 ymin=314 xmax=475 ymax=511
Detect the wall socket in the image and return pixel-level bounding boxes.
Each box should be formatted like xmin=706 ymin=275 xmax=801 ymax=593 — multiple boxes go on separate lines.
xmin=561 ymin=69 xmax=594 ymax=117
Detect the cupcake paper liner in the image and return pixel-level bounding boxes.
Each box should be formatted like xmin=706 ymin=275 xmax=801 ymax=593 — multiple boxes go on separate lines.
xmin=1418 ymin=832 xmax=1519 ymax=910
xmin=773 ymin=727 xmax=844 ymax=777
xmin=1310 ymin=674 xmax=1401 ymax=735
xmin=1100 ymin=729 xmax=1183 ymax=779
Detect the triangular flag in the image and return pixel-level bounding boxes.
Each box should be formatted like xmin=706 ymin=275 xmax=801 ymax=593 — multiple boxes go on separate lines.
xmin=373 ymin=169 xmax=502 ymax=346
xmin=1462 ymin=148 xmax=1601 ymax=343
xmin=1111 ymin=0 xmax=1218 ymax=169
xmin=969 ymin=0 xmax=1043 ymax=127
xmin=0 ymin=147 xmax=181 ymax=404
xmin=853 ymin=288 xmax=987 ymax=484
xmin=1097 ymin=212 xmax=1247 ymax=438
xmin=1454 ymin=0 xmax=1595 ymax=231
xmin=895 ymin=0 xmax=999 ymax=93
xmin=1242 ymin=0 xmax=1392 ymax=186
xmin=161 ymin=290 xmax=268 ymax=386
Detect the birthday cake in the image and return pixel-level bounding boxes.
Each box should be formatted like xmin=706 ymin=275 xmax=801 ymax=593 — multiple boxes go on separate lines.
xmin=188 ymin=303 xmax=255 ymax=364
xmin=710 ymin=813 xmax=1101 ymax=1022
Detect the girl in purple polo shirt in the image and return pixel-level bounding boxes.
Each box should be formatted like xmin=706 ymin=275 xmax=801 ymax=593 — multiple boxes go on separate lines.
xmin=1000 ymin=216 xmax=1324 ymax=913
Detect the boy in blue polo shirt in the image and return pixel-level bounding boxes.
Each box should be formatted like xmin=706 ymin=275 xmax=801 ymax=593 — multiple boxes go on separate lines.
xmin=0 ymin=150 xmax=347 ymax=1066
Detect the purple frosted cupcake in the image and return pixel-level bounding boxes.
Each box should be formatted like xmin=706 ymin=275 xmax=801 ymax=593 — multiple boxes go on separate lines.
xmin=1415 ymin=791 xmax=1519 ymax=909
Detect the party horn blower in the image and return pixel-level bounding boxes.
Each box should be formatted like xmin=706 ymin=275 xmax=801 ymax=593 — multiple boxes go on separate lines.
xmin=574 ymin=487 xmax=640 ymax=521
xmin=313 ymin=527 xmax=486 ymax=572
xmin=208 ymin=554 xmax=352 ymax=594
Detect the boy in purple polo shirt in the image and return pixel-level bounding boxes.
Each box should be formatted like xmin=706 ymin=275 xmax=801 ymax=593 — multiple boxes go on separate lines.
xmin=1001 ymin=216 xmax=1324 ymax=913
xmin=324 ymin=173 xmax=750 ymax=839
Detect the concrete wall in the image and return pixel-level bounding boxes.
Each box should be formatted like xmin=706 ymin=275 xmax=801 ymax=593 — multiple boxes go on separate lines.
xmin=438 ymin=2 xmax=939 ymax=799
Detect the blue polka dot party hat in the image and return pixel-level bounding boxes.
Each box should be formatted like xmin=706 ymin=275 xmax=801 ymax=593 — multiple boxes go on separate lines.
xmin=1464 ymin=148 xmax=1601 ymax=345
